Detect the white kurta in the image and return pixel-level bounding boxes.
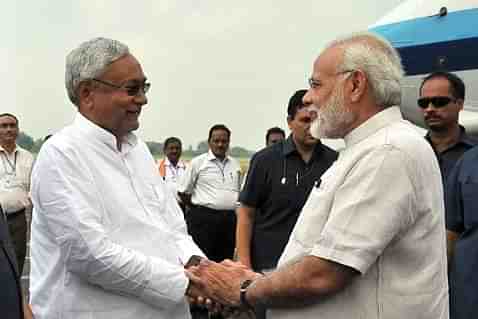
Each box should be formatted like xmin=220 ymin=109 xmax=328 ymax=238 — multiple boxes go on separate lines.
xmin=271 ymin=107 xmax=449 ymax=319
xmin=30 ymin=113 xmax=204 ymax=319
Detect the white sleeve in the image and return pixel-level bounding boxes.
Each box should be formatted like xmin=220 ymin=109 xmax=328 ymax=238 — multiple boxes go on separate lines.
xmin=311 ymin=145 xmax=416 ymax=274
xmin=32 ymin=145 xmax=190 ymax=310
xmin=177 ymin=158 xmax=197 ymax=194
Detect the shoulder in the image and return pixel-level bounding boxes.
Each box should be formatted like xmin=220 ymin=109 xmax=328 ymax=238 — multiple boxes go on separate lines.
xmin=251 ymin=143 xmax=283 ymax=163
xmin=189 ymin=153 xmax=209 ymax=168
xmin=316 ymin=143 xmax=338 ymax=162
xmin=456 ymin=146 xmax=478 ymax=172
xmin=16 ymin=146 xmax=34 ymax=160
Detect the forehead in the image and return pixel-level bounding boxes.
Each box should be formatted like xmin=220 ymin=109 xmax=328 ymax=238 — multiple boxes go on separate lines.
xmin=166 ymin=142 xmax=181 ymax=148
xmin=210 ymin=129 xmax=229 ymax=139
xmin=0 ymin=116 xmax=18 ymax=124
xmin=101 ymin=54 xmax=146 ymax=82
xmin=313 ymin=46 xmax=343 ymax=77
xmin=421 ymin=77 xmax=451 ymax=96
xmin=269 ymin=132 xmax=284 ymax=139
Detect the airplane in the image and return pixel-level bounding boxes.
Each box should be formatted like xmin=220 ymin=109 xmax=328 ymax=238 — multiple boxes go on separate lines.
xmin=369 ymin=0 xmax=478 ymax=135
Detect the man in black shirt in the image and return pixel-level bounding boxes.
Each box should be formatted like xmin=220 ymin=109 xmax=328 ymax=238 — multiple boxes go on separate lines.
xmin=419 ymin=72 xmax=477 ymax=182
xmin=235 ymin=90 xmax=337 ymax=318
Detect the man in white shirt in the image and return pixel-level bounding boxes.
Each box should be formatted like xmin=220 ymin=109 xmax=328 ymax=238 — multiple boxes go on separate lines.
xmin=158 ymin=137 xmax=187 ymax=210
xmin=187 ymin=32 xmax=449 ymax=319
xmin=178 ymin=124 xmax=241 ymax=263
xmin=29 ymin=37 xmax=205 ymax=319
xmin=0 ymin=113 xmax=34 ymax=277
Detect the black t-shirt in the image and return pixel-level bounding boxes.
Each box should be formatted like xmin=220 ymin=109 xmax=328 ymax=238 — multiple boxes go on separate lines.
xmin=239 ymin=135 xmax=337 ymax=270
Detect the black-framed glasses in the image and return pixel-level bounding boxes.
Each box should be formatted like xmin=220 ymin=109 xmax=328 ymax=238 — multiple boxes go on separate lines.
xmin=417 ymin=96 xmax=455 ymax=109
xmin=92 ymin=78 xmax=151 ymax=96
xmin=308 ymin=69 xmax=354 ymax=89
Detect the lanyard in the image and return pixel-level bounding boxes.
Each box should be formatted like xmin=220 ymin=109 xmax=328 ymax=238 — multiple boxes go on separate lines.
xmin=213 ymin=159 xmax=227 ymax=182
xmin=1 ymin=152 xmax=17 ymax=175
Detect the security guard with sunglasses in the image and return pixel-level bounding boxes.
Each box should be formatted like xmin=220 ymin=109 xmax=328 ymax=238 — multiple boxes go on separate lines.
xmin=418 ymin=71 xmax=477 ymax=182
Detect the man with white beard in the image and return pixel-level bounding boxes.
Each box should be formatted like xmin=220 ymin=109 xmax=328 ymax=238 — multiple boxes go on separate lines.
xmin=186 ymin=32 xmax=449 ymax=319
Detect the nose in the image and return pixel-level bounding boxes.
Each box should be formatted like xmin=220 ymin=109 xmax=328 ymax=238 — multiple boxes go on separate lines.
xmin=134 ymin=91 xmax=148 ymax=106
xmin=303 ymin=89 xmax=313 ymax=105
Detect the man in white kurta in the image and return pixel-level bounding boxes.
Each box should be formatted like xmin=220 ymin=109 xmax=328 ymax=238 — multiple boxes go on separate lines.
xmin=185 ymin=32 xmax=449 ymax=319
xmin=29 ymin=37 xmax=204 ymax=319
xmin=268 ymin=106 xmax=448 ymax=318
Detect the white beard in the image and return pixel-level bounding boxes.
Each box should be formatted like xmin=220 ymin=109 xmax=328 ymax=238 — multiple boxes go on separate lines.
xmin=310 ymin=85 xmax=356 ymax=139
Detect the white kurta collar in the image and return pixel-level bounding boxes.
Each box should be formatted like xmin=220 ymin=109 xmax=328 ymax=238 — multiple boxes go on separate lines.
xmin=74 ymin=112 xmax=138 ymax=153
xmin=344 ymin=106 xmax=402 ymax=148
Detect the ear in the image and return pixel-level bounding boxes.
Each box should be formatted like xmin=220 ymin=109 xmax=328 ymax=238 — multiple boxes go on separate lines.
xmin=77 ymin=81 xmax=95 ymax=110
xmin=348 ymin=70 xmax=367 ymax=103
xmin=287 ymin=116 xmax=293 ymax=130
xmin=456 ymin=98 xmax=464 ymax=111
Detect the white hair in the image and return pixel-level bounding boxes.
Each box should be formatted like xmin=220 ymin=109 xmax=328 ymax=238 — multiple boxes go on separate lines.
xmin=327 ymin=32 xmax=404 ymax=108
xmin=65 ymin=37 xmax=129 ymax=106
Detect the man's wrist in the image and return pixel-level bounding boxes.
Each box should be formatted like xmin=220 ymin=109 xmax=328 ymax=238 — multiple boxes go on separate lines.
xmin=240 ymin=279 xmax=255 ymax=310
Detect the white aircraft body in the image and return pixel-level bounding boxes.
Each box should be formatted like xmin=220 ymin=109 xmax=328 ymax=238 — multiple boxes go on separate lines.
xmin=370 ymin=0 xmax=478 ymax=134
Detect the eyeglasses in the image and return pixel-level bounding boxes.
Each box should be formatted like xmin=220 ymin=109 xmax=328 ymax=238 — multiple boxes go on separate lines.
xmin=308 ymin=70 xmax=354 ymax=89
xmin=417 ymin=96 xmax=455 ymax=109
xmin=92 ymin=78 xmax=151 ymax=96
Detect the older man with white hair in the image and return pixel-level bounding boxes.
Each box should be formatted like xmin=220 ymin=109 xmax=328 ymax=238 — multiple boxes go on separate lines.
xmin=29 ymin=37 xmax=205 ymax=319
xmin=187 ymin=32 xmax=449 ymax=319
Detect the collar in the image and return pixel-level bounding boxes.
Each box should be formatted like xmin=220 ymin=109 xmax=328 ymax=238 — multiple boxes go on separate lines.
xmin=344 ymin=106 xmax=403 ymax=148
xmin=207 ymin=149 xmax=229 ymax=163
xmin=164 ymin=157 xmax=186 ymax=168
xmin=281 ymin=134 xmax=326 ymax=159
xmin=0 ymin=144 xmax=18 ymax=155
xmin=425 ymin=125 xmax=477 ymax=148
xmin=74 ymin=112 xmax=138 ymax=153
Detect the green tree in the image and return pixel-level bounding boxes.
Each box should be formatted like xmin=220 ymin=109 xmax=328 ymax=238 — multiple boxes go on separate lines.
xmin=17 ymin=131 xmax=34 ymax=151
xmin=146 ymin=141 xmax=163 ymax=156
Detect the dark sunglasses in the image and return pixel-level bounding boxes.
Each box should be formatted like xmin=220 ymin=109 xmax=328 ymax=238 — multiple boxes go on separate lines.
xmin=417 ymin=96 xmax=455 ymax=109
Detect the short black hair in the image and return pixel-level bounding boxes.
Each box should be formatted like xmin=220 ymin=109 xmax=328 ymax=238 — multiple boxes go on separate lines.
xmin=208 ymin=124 xmax=231 ymax=141
xmin=419 ymin=71 xmax=465 ymax=100
xmin=0 ymin=113 xmax=18 ymax=124
xmin=163 ymin=136 xmax=182 ymax=150
xmin=287 ymin=89 xmax=308 ymax=119
xmin=265 ymin=127 xmax=285 ymax=144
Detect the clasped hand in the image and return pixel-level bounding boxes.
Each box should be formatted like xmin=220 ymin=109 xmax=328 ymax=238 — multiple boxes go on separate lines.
xmin=185 ymin=259 xmax=262 ymax=315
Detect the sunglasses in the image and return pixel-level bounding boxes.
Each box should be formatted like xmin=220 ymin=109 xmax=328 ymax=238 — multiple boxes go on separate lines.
xmin=417 ymin=96 xmax=455 ymax=109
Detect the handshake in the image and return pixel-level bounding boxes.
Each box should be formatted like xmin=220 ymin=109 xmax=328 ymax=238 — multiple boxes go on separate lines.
xmin=184 ymin=257 xmax=264 ymax=317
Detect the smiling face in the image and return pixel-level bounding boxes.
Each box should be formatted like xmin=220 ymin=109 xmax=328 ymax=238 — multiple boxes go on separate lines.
xmin=78 ymin=54 xmax=148 ymax=139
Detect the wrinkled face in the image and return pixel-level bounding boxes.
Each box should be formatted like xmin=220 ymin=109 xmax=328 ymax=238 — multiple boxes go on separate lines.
xmin=0 ymin=115 xmax=19 ymax=146
xmin=209 ymin=129 xmax=230 ymax=159
xmin=287 ymin=108 xmax=318 ymax=148
xmin=80 ymin=54 xmax=148 ymax=139
xmin=419 ymin=77 xmax=463 ymax=132
xmin=266 ymin=132 xmax=285 ymax=146
xmin=303 ymin=47 xmax=357 ymax=139
xmin=165 ymin=141 xmax=182 ymax=164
